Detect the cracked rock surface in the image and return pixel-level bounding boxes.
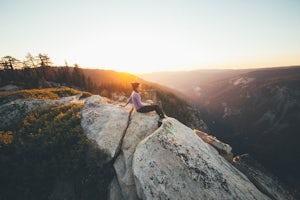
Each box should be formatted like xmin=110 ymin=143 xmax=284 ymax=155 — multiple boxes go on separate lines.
xmin=133 ymin=118 xmax=269 ymax=200
xmin=81 ymin=95 xmax=271 ymax=200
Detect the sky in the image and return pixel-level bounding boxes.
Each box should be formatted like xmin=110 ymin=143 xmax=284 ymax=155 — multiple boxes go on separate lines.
xmin=1 ymin=0 xmax=300 ymax=74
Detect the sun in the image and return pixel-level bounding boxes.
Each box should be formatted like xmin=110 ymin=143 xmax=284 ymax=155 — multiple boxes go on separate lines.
xmin=49 ymin=27 xmax=209 ymax=74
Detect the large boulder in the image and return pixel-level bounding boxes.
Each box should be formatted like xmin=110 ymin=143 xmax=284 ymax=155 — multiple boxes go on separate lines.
xmin=194 ymin=129 xmax=232 ymax=154
xmin=194 ymin=129 xmax=233 ymax=162
xmin=81 ymin=99 xmax=289 ymax=200
xmin=111 ymin=112 xmax=158 ymax=200
xmin=81 ymin=97 xmax=132 ymax=159
xmin=133 ymin=118 xmax=269 ymax=200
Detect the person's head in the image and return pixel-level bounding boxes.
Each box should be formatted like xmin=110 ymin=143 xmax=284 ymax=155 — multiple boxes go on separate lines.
xmin=131 ymin=82 xmax=140 ymax=92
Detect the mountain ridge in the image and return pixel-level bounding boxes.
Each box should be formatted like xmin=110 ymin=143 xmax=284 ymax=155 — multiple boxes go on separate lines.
xmin=139 ymin=65 xmax=300 ymax=193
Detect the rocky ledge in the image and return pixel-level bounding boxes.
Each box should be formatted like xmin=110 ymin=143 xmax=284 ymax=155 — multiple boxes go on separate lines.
xmin=81 ymin=95 xmax=290 ymax=200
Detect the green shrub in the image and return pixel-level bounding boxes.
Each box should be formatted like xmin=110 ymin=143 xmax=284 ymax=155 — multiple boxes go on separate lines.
xmin=0 ymin=104 xmax=113 ymax=200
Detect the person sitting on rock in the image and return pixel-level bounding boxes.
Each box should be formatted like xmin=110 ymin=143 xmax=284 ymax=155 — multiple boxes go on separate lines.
xmin=123 ymin=82 xmax=165 ymax=127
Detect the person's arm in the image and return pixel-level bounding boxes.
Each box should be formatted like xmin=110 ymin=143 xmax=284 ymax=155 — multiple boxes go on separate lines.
xmin=123 ymin=94 xmax=132 ymax=107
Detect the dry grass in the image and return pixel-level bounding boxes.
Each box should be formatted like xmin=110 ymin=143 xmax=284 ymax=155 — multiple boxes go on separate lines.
xmin=0 ymin=87 xmax=92 ymax=104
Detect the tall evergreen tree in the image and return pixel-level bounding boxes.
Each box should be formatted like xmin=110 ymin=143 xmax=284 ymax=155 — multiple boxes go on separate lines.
xmin=72 ymin=64 xmax=86 ymax=89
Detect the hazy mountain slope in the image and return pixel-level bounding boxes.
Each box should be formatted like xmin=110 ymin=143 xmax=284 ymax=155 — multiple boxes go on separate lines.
xmin=139 ymin=66 xmax=300 ymax=191
xmin=197 ymin=67 xmax=300 ymax=184
xmin=140 ymin=69 xmax=252 ymax=98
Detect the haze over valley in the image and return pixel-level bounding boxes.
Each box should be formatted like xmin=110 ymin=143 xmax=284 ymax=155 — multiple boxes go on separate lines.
xmin=141 ymin=66 xmax=300 ymax=191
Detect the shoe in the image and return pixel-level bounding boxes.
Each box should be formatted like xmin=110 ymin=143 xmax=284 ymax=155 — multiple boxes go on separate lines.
xmin=158 ymin=121 xmax=162 ymax=128
xmin=159 ymin=113 xmax=165 ymax=119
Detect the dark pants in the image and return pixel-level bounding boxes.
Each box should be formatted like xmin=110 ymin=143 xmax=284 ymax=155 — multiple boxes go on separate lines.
xmin=137 ymin=105 xmax=165 ymax=118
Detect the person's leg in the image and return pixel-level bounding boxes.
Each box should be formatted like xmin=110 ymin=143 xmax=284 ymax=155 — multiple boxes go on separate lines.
xmin=154 ymin=105 xmax=165 ymax=119
xmin=137 ymin=105 xmax=155 ymax=113
xmin=138 ymin=105 xmax=165 ymax=118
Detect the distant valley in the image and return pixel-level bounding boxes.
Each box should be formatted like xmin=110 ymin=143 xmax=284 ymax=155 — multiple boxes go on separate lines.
xmin=141 ymin=66 xmax=300 ymax=189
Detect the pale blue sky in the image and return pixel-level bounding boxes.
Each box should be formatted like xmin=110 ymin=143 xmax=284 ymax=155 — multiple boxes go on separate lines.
xmin=1 ymin=0 xmax=300 ymax=73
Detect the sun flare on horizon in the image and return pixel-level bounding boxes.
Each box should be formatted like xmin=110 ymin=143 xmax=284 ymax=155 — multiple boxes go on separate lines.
xmin=1 ymin=0 xmax=300 ymax=74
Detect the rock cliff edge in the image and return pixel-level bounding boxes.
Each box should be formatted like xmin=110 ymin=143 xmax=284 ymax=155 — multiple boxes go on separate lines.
xmin=81 ymin=95 xmax=275 ymax=200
